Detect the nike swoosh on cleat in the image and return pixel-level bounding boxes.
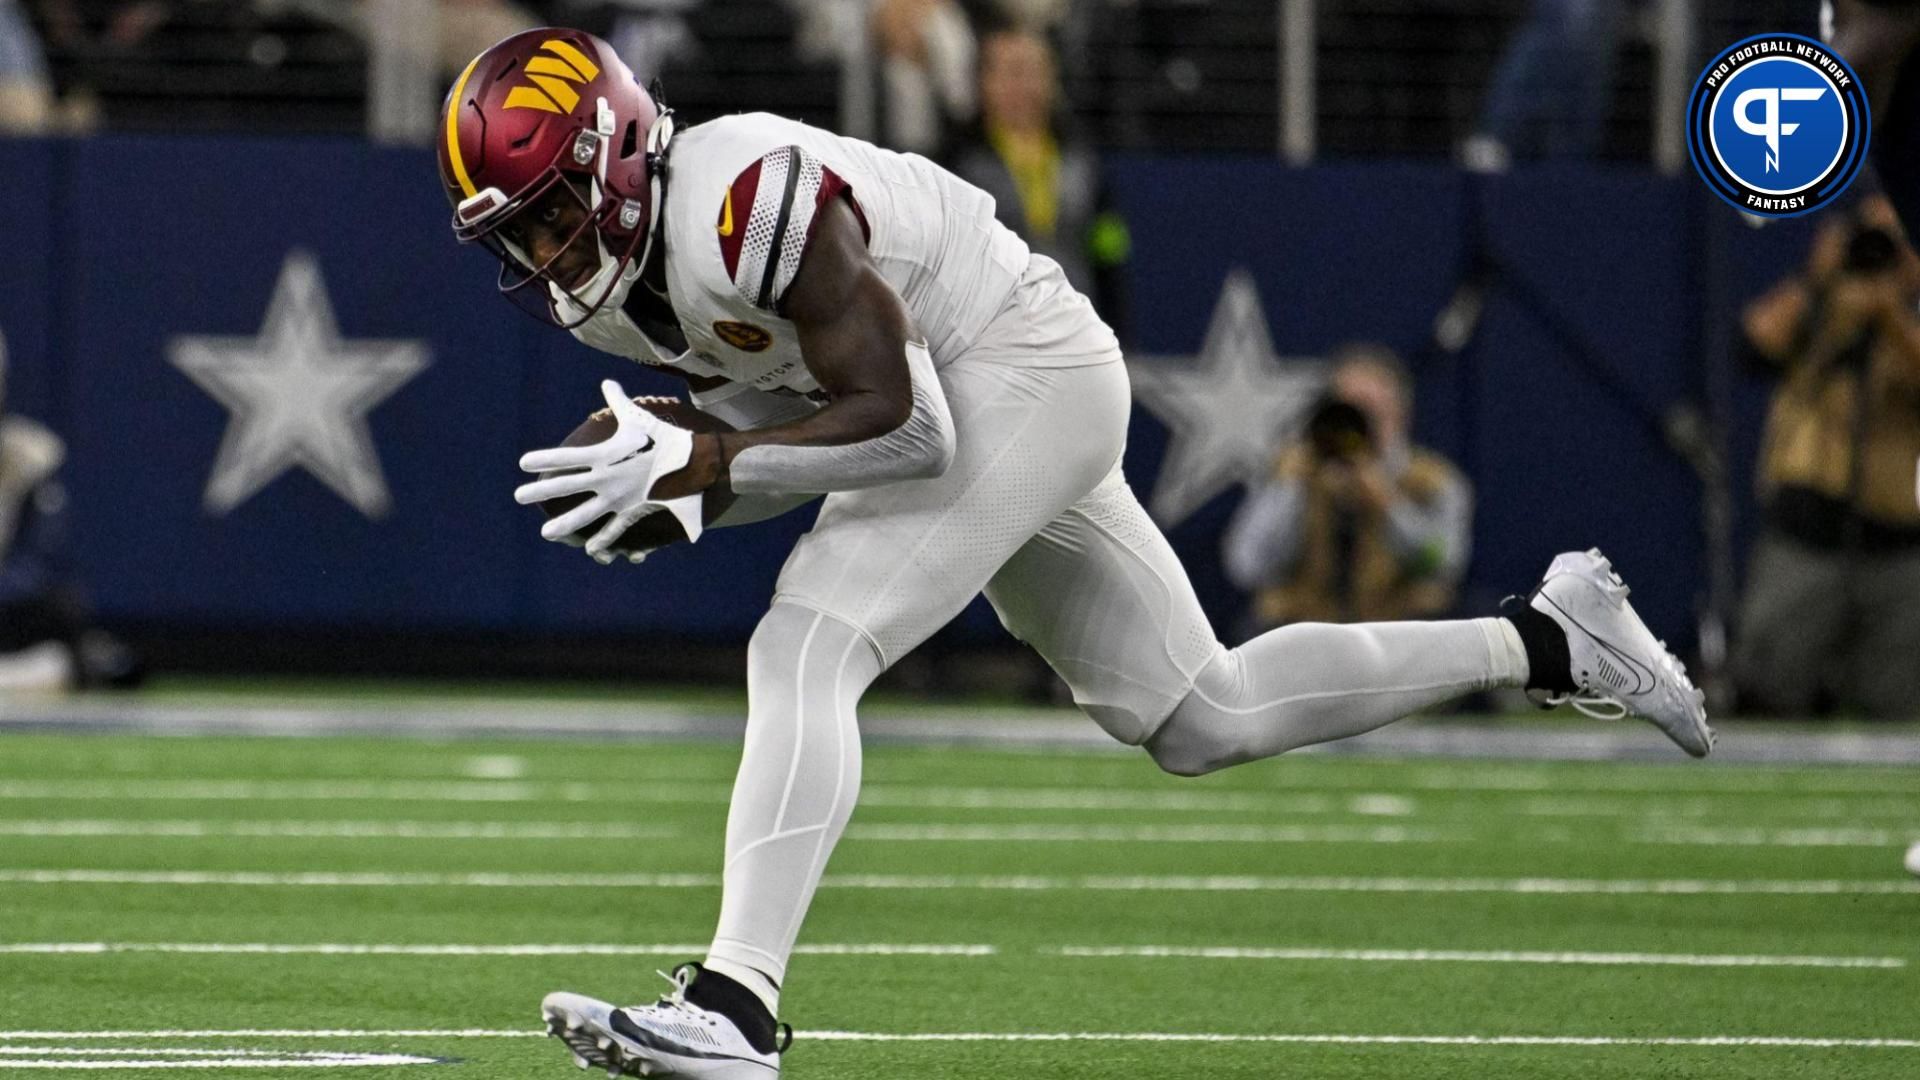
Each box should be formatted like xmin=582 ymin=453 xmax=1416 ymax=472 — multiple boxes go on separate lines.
xmin=1537 ymin=594 xmax=1658 ymax=696
xmin=610 ymin=1011 xmax=778 ymax=1069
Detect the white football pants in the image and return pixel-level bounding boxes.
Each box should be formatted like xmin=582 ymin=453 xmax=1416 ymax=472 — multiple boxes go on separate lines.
xmin=704 ymin=323 xmax=1529 ymax=1011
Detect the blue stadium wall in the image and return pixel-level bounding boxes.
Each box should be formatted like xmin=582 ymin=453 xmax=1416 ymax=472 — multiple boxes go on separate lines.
xmin=0 ymin=136 xmax=1818 ymax=655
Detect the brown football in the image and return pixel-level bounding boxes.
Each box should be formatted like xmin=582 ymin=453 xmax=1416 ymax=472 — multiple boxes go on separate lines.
xmin=537 ymin=396 xmax=736 ymax=555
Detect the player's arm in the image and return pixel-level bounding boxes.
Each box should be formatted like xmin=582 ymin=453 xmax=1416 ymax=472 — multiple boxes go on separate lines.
xmin=651 ymin=197 xmax=955 ymax=499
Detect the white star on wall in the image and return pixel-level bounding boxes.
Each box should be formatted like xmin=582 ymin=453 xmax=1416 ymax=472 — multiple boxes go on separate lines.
xmin=1127 ymin=269 xmax=1327 ymax=527
xmin=170 ymin=251 xmax=430 ymax=519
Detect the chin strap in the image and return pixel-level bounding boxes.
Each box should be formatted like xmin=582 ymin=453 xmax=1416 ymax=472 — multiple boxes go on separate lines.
xmin=629 ymin=107 xmax=675 ymax=281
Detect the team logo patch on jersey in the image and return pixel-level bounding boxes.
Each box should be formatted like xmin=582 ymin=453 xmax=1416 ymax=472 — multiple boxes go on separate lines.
xmin=713 ymin=320 xmax=773 ymax=352
xmin=1687 ymin=33 xmax=1869 ymax=218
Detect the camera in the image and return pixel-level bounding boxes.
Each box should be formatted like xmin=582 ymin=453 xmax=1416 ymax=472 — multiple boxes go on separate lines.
xmin=1308 ymin=398 xmax=1374 ymax=461
xmin=1844 ymin=223 xmax=1901 ymax=275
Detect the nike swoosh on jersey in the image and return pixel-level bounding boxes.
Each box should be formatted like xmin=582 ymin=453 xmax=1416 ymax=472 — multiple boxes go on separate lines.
xmin=717 ymin=190 xmax=734 ymax=237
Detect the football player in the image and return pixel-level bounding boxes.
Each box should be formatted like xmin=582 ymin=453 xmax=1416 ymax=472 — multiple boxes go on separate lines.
xmin=439 ymin=29 xmax=1712 ymax=1079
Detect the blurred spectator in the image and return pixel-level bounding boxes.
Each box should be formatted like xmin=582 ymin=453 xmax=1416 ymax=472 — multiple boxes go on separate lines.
xmin=34 ymin=0 xmax=173 ymax=59
xmin=594 ymin=0 xmax=701 ymax=84
xmin=311 ymin=0 xmax=537 ymax=80
xmin=1223 ymin=345 xmax=1470 ymax=629
xmin=33 ymin=0 xmax=376 ymax=133
xmin=871 ymin=0 xmax=974 ymax=153
xmin=0 ymin=0 xmax=54 ymax=131
xmin=1463 ymin=0 xmax=1627 ymax=170
xmin=0 ymin=340 xmax=141 ymax=691
xmin=431 ymin=0 xmax=540 ymax=79
xmin=1734 ymin=194 xmax=1920 ymax=718
xmin=947 ymin=26 xmax=1127 ymax=325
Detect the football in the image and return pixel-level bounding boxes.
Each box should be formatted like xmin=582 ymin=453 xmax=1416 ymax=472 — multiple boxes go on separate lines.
xmin=536 ymin=396 xmax=737 ymax=555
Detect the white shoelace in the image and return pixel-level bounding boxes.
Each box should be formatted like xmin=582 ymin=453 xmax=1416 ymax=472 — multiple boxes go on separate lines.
xmin=1536 ymin=689 xmax=1631 ymax=720
xmin=1532 ymin=639 xmax=1698 ymax=721
xmin=650 ymin=965 xmax=699 ymax=1012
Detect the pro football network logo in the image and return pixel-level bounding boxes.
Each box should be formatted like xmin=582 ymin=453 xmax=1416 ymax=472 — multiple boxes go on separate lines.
xmin=1688 ymin=34 xmax=1869 ymax=218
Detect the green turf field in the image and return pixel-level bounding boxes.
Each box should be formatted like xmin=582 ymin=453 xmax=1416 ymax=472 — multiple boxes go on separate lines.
xmin=0 ymin=730 xmax=1915 ymax=1078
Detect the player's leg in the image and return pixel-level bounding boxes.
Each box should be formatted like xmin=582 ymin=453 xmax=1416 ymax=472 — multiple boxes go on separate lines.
xmin=545 ymin=609 xmax=870 ymax=1076
xmin=701 ymin=601 xmax=879 ymax=1015
xmin=990 ymin=467 xmax=1710 ymax=774
xmin=539 ymin=356 xmax=1139 ymax=1079
xmin=700 ymin=357 xmax=1127 ymax=988
xmin=986 ymin=470 xmax=1528 ymax=767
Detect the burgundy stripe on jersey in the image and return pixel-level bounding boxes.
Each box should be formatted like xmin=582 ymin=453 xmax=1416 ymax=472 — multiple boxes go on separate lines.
xmin=717 ymin=158 xmax=760 ymax=280
xmin=718 ymin=145 xmax=863 ymax=313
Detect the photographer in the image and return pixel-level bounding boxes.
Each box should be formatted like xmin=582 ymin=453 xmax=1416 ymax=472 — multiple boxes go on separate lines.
xmin=1734 ymin=194 xmax=1920 ymax=718
xmin=1223 ymin=345 xmax=1471 ymax=630
xmin=0 ymin=341 xmax=139 ymax=691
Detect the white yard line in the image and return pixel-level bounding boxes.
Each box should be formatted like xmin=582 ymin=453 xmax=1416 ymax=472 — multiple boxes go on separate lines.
xmin=0 ymin=1030 xmax=1916 ymax=1051
xmin=2 ymin=777 xmax=1913 ymax=820
xmin=1395 ymin=765 xmax=1920 ymax=797
xmin=0 ymin=820 xmax=684 ymax=840
xmin=0 ymin=820 xmax=1444 ymax=844
xmin=0 ymin=1048 xmax=438 ymax=1069
xmin=1 ymin=869 xmax=1915 ymax=895
xmin=0 ymin=1032 xmax=533 ymax=1040
xmin=0 ymin=780 xmax=633 ymax=804
xmin=8 ymin=817 xmax=1919 ymax=849
xmin=0 ymin=942 xmax=993 ymax=958
xmin=804 ymin=1032 xmax=1920 ymax=1047
xmin=0 ymin=941 xmax=1890 ymax=968
xmin=1522 ymin=796 xmax=1920 ymax=820
xmin=0 ymin=1050 xmax=341 ymax=1056
xmin=1632 ymin=826 xmax=1920 ymax=848
xmin=0 ymin=1060 xmax=435 ymax=1070
xmin=0 ymin=780 xmax=1336 ymax=814
xmin=845 ymin=824 xmax=1453 ymax=843
xmin=1051 ymin=946 xmax=1905 ymax=969
xmin=0 ymin=1031 xmax=533 ymax=1040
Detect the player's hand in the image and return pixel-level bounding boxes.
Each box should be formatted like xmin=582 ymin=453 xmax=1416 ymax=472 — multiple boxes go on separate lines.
xmin=512 ymin=380 xmax=707 ymax=560
xmin=550 ymin=529 xmax=660 ymax=566
xmin=648 ymin=433 xmax=725 ymax=502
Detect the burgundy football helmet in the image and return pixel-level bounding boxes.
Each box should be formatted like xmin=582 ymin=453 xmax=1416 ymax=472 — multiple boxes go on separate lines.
xmin=437 ymin=29 xmax=672 ymax=327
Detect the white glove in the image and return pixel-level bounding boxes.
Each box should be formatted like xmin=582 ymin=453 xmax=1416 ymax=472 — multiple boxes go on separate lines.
xmin=552 ymin=529 xmax=662 ymax=566
xmin=513 ymin=380 xmax=706 ymax=562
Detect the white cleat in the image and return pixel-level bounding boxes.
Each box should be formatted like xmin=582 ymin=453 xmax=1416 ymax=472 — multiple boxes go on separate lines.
xmin=1527 ymin=549 xmax=1714 ymax=758
xmin=541 ymin=966 xmax=785 ymax=1078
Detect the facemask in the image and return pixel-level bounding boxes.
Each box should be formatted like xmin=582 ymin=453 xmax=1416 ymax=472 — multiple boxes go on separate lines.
xmin=550 ymin=235 xmax=643 ymax=327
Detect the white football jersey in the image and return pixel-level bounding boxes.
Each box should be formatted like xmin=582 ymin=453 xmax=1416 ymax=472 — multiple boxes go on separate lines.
xmin=570 ymin=112 xmax=1066 ymax=394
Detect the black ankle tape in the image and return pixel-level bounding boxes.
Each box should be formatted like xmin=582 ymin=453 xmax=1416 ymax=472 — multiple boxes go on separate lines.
xmin=1501 ymin=596 xmax=1577 ymax=694
xmin=685 ymin=966 xmax=780 ymax=1055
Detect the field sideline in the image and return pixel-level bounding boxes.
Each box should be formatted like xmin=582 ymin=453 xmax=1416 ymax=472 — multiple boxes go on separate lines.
xmin=0 ymin=720 xmax=1915 ymax=1078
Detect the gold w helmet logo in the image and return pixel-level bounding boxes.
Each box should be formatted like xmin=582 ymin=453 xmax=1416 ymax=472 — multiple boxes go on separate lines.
xmin=503 ymin=39 xmax=602 ymax=114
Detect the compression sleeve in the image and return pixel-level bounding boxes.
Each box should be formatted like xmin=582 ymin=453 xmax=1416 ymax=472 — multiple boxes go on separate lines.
xmin=725 ymin=340 xmax=955 ymax=495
